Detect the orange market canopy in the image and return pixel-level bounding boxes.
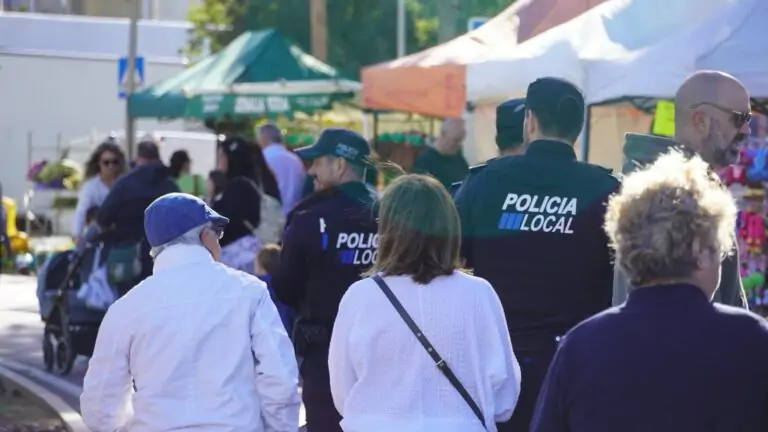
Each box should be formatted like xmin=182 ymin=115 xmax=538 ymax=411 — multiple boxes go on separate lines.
xmin=360 ymin=0 xmax=608 ymax=118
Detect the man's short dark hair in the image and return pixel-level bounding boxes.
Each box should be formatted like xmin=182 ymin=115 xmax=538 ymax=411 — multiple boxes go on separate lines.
xmin=137 ymin=140 xmax=160 ymax=161
xmin=496 ymin=98 xmax=526 ymax=151
xmin=526 ymin=77 xmax=585 ymax=143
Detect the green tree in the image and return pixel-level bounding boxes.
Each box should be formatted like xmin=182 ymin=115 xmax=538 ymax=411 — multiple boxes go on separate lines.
xmin=185 ymin=0 xmax=514 ymax=75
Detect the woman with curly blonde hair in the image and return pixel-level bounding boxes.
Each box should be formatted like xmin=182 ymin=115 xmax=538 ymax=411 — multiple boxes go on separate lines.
xmin=532 ymin=151 xmax=768 ymax=432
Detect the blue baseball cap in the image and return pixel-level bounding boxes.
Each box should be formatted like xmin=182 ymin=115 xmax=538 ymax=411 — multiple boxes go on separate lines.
xmin=295 ymin=128 xmax=372 ymax=166
xmin=144 ymin=193 xmax=229 ymax=248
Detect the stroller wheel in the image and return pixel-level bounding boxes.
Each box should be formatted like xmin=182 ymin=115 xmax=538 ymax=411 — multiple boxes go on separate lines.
xmin=54 ymin=336 xmax=75 ymax=376
xmin=42 ymin=334 xmax=54 ymax=372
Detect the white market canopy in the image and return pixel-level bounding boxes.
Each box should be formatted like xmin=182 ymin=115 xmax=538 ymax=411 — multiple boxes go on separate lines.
xmin=591 ymin=0 xmax=768 ymax=103
xmin=466 ymin=0 xmax=739 ymax=105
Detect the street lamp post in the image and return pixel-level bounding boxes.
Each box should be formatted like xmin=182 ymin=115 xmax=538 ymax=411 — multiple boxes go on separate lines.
xmin=125 ymin=0 xmax=141 ymax=160
xmin=396 ymin=0 xmax=405 ymax=57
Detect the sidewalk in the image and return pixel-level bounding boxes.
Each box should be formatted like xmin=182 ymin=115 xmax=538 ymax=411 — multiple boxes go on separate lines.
xmin=0 ymin=390 xmax=66 ymax=432
xmin=0 ymin=364 xmax=85 ymax=432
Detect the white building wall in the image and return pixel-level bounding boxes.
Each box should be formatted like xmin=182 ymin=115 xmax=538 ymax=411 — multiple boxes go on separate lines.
xmin=0 ymin=13 xmax=195 ymax=227
xmin=0 ymin=52 xmax=187 ymax=203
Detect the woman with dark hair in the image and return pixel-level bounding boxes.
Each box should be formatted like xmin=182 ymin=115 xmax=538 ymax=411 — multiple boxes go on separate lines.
xmin=205 ymin=169 xmax=227 ymax=203
xmin=328 ymin=174 xmax=520 ymax=432
xmin=168 ymin=150 xmax=206 ymax=196
xmin=212 ymin=136 xmax=283 ymax=272
xmin=72 ymin=139 xmax=126 ymax=238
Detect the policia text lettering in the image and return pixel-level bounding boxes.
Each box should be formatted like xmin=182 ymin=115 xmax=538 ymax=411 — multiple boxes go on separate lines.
xmin=499 ymin=194 xmax=576 ymax=234
xmin=337 ymin=233 xmax=379 ymax=265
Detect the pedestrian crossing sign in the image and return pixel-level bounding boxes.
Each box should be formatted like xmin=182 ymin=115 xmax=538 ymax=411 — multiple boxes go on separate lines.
xmin=468 ymin=17 xmax=488 ymax=32
xmin=118 ymin=56 xmax=145 ymax=99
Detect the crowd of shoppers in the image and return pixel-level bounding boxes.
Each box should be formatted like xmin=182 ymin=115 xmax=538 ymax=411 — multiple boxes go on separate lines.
xmin=94 ymin=138 xmax=179 ymax=293
xmin=77 ymin=69 xmax=768 ymax=432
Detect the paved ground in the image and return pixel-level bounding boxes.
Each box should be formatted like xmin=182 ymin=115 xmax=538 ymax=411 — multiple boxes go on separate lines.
xmin=0 ymin=274 xmax=307 ymax=429
xmin=0 ymin=382 xmax=67 ymax=432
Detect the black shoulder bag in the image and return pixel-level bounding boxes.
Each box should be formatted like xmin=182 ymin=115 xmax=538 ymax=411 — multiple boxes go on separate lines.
xmin=372 ymin=275 xmax=487 ymax=429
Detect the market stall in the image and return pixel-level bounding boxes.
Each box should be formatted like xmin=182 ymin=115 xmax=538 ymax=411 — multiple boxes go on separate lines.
xmin=360 ymin=0 xmax=605 ymax=119
xmin=129 ymin=28 xmax=361 ymax=122
xmin=464 ymin=0 xmax=737 ymax=166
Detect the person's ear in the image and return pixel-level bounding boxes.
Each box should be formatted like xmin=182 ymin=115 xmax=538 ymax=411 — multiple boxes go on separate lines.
xmin=525 ymin=110 xmax=537 ymax=136
xmin=334 ymin=157 xmax=347 ymax=175
xmin=691 ymin=110 xmax=710 ymax=135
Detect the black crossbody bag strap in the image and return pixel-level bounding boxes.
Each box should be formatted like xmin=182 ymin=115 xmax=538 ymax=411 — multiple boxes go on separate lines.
xmin=372 ymin=275 xmax=487 ymax=429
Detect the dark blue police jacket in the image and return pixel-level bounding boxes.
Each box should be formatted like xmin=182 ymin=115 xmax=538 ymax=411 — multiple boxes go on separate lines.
xmin=96 ymin=162 xmax=179 ymax=244
xmin=532 ymin=283 xmax=768 ymax=432
xmin=454 ymin=139 xmax=619 ymax=343
xmin=272 ymin=181 xmax=378 ymax=332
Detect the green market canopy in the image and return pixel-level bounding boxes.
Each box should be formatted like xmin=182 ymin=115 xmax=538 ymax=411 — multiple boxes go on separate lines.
xmin=129 ymin=29 xmax=361 ymax=119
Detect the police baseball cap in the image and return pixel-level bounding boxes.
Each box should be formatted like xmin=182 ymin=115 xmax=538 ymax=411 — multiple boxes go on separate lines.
xmin=144 ymin=193 xmax=229 ymax=248
xmin=526 ymin=77 xmax=585 ymax=130
xmin=496 ymin=98 xmax=526 ymax=150
xmin=295 ymin=128 xmax=371 ymax=166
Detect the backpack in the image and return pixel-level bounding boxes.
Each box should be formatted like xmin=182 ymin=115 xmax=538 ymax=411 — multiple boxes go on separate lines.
xmin=247 ymin=182 xmax=284 ymax=245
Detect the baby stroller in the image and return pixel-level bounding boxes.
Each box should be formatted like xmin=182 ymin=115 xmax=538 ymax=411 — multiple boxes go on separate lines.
xmin=37 ymin=238 xmax=112 ymax=375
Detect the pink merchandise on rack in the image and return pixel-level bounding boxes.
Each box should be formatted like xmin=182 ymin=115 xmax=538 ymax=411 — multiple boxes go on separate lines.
xmin=720 ymin=114 xmax=768 ymax=313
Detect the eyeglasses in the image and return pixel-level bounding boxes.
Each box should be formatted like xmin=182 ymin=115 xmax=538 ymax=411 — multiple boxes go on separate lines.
xmin=689 ymin=102 xmax=752 ymax=128
xmin=210 ymin=227 xmax=224 ymax=240
xmin=100 ymin=159 xmax=119 ymax=167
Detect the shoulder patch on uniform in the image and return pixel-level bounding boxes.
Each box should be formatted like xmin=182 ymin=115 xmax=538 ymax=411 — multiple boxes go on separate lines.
xmin=468 ymin=163 xmax=487 ymax=174
xmin=595 ymin=165 xmax=613 ymax=175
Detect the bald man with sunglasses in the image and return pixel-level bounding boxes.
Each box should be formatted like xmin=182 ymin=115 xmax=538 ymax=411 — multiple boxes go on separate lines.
xmin=614 ymin=70 xmax=750 ymax=308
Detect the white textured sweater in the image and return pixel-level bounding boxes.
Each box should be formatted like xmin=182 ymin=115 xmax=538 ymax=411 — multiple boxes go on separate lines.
xmin=329 ymin=271 xmax=521 ymax=432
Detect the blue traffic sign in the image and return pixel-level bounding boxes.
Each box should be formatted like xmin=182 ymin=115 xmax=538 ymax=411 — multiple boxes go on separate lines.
xmin=468 ymin=17 xmax=488 ymax=32
xmin=118 ymin=56 xmax=145 ymax=99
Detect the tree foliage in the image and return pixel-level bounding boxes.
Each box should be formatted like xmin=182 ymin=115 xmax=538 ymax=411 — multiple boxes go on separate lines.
xmin=186 ymin=0 xmax=514 ymax=76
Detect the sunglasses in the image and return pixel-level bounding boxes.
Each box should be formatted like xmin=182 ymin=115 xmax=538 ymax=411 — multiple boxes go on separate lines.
xmin=100 ymin=159 xmax=120 ymax=167
xmin=690 ymin=102 xmax=752 ymax=128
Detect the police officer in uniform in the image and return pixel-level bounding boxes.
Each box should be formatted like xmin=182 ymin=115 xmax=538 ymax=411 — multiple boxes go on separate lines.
xmin=273 ymin=128 xmax=378 ymax=432
xmin=454 ymin=78 xmax=618 ymax=432
xmin=450 ymin=98 xmax=527 ymax=197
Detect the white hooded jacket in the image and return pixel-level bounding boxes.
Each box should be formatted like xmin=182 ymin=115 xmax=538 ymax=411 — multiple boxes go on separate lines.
xmin=80 ymin=244 xmax=300 ymax=432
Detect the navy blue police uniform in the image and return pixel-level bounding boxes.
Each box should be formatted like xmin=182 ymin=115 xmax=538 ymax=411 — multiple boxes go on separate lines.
xmin=272 ymin=129 xmax=378 ymax=432
xmin=450 ymin=97 xmax=527 ymax=197
xmin=454 ymin=80 xmax=619 ymax=432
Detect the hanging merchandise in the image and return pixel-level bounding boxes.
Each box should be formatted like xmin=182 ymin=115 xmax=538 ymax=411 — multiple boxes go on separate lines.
xmin=726 ymin=113 xmax=768 ymax=314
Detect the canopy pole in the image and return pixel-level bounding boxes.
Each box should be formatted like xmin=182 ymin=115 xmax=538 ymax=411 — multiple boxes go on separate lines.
xmin=396 ymin=0 xmax=406 ymax=57
xmin=125 ymin=0 xmax=141 ymax=160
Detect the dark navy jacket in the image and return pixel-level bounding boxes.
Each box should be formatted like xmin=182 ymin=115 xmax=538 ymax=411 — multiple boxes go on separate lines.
xmin=532 ymin=284 xmax=768 ymax=432
xmin=454 ymin=140 xmax=619 ymax=343
xmin=273 ymin=181 xmax=378 ymax=332
xmin=96 ymin=162 xmax=179 ymax=244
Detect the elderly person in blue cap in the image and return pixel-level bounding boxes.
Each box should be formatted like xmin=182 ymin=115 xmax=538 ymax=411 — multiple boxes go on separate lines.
xmin=81 ymin=193 xmax=300 ymax=432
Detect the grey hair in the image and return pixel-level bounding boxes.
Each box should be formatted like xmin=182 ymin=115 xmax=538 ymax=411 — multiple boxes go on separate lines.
xmin=149 ymin=224 xmax=208 ymax=259
xmin=259 ymin=124 xmax=283 ymax=143
xmin=604 ymin=150 xmax=737 ymax=286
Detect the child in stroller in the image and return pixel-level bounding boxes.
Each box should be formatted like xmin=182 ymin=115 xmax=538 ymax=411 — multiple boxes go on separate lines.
xmin=36 ymin=207 xmax=116 ymax=375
